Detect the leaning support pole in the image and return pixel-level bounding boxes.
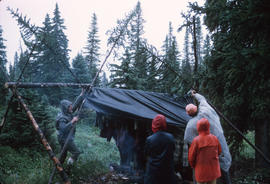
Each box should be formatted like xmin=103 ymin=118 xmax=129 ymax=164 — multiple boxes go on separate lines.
xmin=48 ymin=124 xmax=76 ymax=184
xmin=5 ymin=82 xmax=92 ymax=89
xmin=208 ymin=101 xmax=270 ymax=165
xmin=13 ymin=89 xmax=71 ymax=184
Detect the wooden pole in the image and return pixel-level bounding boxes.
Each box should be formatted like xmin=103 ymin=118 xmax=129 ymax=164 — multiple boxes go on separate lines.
xmin=13 ymin=89 xmax=71 ymax=184
xmin=48 ymin=124 xmax=76 ymax=184
xmin=208 ymin=101 xmax=270 ymax=165
xmin=192 ymin=16 xmax=199 ymax=90
xmin=5 ymin=82 xmax=92 ymax=89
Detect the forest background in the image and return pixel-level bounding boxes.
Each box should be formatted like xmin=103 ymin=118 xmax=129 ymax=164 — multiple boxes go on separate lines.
xmin=0 ymin=0 xmax=269 ymax=183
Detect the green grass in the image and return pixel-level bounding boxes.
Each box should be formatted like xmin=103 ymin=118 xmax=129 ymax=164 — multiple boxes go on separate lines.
xmin=0 ymin=122 xmax=120 ymax=184
xmin=239 ymin=131 xmax=255 ymax=159
xmin=66 ymin=122 xmax=120 ymax=183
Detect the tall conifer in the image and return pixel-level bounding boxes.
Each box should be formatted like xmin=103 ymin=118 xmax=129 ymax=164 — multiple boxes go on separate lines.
xmin=85 ymin=13 xmax=101 ymax=87
xmin=0 ymin=26 xmax=8 ymax=105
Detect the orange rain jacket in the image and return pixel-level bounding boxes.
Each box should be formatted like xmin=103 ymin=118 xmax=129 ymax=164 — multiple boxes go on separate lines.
xmin=188 ymin=118 xmax=222 ymax=183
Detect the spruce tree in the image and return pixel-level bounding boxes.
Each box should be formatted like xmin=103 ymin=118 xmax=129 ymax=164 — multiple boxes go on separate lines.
xmin=8 ymin=6 xmax=72 ymax=105
xmin=110 ymin=48 xmax=134 ymax=88
xmin=49 ymin=3 xmax=73 ymax=103
xmin=195 ymin=17 xmax=203 ymax=65
xmin=37 ymin=5 xmax=72 ymax=105
xmin=9 ymin=52 xmax=19 ymax=81
xmin=52 ymin=3 xmax=70 ymax=73
xmin=100 ymin=72 xmax=108 ymax=88
xmin=192 ymin=0 xmax=270 ymax=167
xmin=0 ymin=49 xmax=56 ymax=150
xmin=33 ymin=14 xmax=54 ymax=83
xmin=179 ymin=27 xmax=192 ymax=94
xmin=0 ymin=25 xmax=8 ymax=105
xmin=203 ymin=34 xmax=211 ymax=59
xmin=160 ymin=22 xmax=180 ymax=94
xmin=85 ymin=13 xmax=101 ymax=87
xmin=145 ymin=48 xmax=159 ymax=92
xmin=70 ymin=53 xmax=90 ymax=98
xmin=0 ymin=89 xmax=56 ymax=150
xmin=178 ymin=13 xmax=202 ymax=89
xmin=108 ymin=1 xmax=148 ymax=90
xmin=127 ymin=2 xmax=147 ymax=90
xmin=72 ymin=53 xmax=90 ymax=83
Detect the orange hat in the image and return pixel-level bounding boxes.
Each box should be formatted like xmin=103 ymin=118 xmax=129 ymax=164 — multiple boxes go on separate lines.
xmin=185 ymin=104 xmax=198 ymax=116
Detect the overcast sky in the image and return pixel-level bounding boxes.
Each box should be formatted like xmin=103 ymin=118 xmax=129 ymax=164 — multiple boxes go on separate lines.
xmin=0 ymin=0 xmax=204 ymax=71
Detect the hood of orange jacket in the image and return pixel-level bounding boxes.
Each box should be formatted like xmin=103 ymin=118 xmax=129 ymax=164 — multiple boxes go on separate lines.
xmin=152 ymin=114 xmax=167 ymax=133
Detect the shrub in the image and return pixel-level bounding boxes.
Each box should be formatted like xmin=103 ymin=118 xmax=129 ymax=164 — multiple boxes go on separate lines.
xmin=0 ymin=121 xmax=120 ymax=184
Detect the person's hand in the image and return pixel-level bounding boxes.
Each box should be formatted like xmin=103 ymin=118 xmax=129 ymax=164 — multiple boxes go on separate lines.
xmin=187 ymin=89 xmax=196 ymax=96
xmin=80 ymin=88 xmax=85 ymax=96
xmin=191 ymin=90 xmax=196 ymax=96
xmin=71 ymin=116 xmax=79 ymax=124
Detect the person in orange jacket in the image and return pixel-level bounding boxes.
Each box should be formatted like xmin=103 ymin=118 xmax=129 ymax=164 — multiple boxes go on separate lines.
xmin=183 ymin=90 xmax=231 ymax=184
xmin=188 ymin=118 xmax=222 ymax=184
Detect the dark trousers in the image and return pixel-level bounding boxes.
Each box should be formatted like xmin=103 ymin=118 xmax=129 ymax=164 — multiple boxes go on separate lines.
xmin=59 ymin=139 xmax=81 ymax=164
xmin=220 ymin=169 xmax=232 ymax=184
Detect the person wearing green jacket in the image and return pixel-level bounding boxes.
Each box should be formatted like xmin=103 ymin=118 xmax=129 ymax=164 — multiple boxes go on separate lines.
xmin=56 ymin=90 xmax=85 ymax=165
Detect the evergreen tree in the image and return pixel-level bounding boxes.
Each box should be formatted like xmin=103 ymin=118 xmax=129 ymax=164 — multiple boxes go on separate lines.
xmin=8 ymin=6 xmax=72 ymax=105
xmin=192 ymin=0 xmax=270 ymax=167
xmin=203 ymin=34 xmax=211 ymax=58
xmin=0 ymin=48 xmax=56 ymax=150
xmin=109 ymin=1 xmax=148 ymax=90
xmin=195 ymin=17 xmax=203 ymax=65
xmin=145 ymin=48 xmax=159 ymax=92
xmin=52 ymin=3 xmax=70 ymax=72
xmin=110 ymin=48 xmax=134 ymax=88
xmin=33 ymin=14 xmax=55 ymax=83
xmin=0 ymin=25 xmax=8 ymax=105
xmin=38 ymin=6 xmax=72 ymax=105
xmin=100 ymin=72 xmax=108 ymax=88
xmin=126 ymin=2 xmax=147 ymax=90
xmin=0 ymin=89 xmax=56 ymax=150
xmin=17 ymin=50 xmax=32 ymax=82
xmin=85 ymin=13 xmax=101 ymax=87
xmin=39 ymin=3 xmax=72 ymax=104
xmin=179 ymin=26 xmax=192 ymax=94
xmin=9 ymin=63 xmax=14 ymax=81
xmin=72 ymin=53 xmax=90 ymax=83
xmin=9 ymin=52 xmax=19 ymax=81
xmin=160 ymin=22 xmax=180 ymax=94
xmin=70 ymin=53 xmax=90 ymax=98
xmin=178 ymin=14 xmax=202 ymax=89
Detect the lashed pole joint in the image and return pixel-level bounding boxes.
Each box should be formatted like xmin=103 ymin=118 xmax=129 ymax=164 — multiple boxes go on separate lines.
xmin=12 ymin=88 xmax=71 ymax=184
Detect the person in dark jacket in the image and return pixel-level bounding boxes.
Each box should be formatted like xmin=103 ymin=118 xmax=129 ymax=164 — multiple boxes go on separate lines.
xmin=144 ymin=114 xmax=177 ymax=184
xmin=56 ymin=90 xmax=85 ymax=165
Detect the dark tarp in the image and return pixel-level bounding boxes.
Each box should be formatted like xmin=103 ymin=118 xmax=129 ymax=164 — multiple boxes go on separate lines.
xmin=84 ymin=87 xmax=193 ymax=128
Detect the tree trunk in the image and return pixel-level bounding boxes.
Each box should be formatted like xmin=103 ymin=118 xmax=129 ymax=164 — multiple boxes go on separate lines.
xmin=192 ymin=16 xmax=199 ymax=90
xmin=255 ymin=119 xmax=270 ymax=168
